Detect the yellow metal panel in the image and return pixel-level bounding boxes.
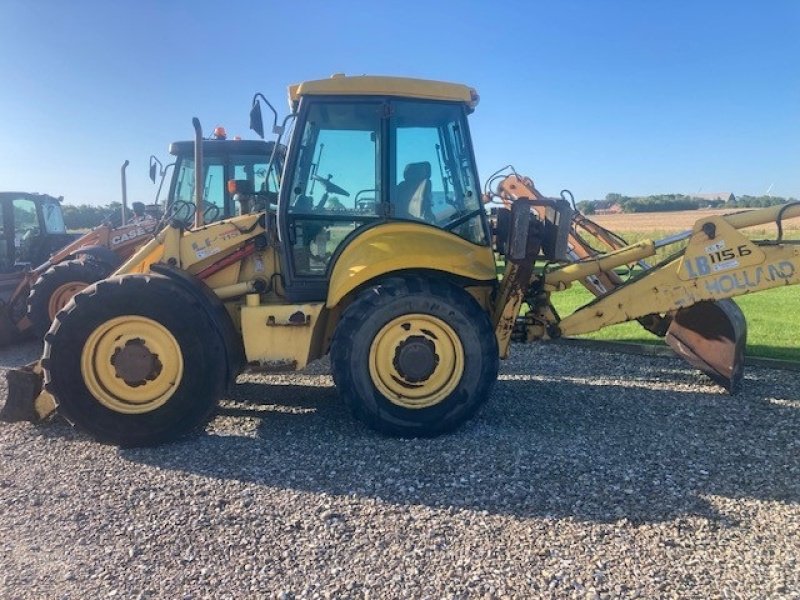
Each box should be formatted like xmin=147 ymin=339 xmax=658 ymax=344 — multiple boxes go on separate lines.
xmin=678 ymin=217 xmax=765 ymax=281
xmin=114 ymin=235 xmax=166 ymax=275
xmin=288 ymin=75 xmax=478 ymax=110
xmin=180 ymin=215 xmax=264 ymax=273
xmin=326 ymin=223 xmax=497 ymax=308
xmin=240 ymin=303 xmax=326 ymax=370
xmin=114 ymin=214 xmax=264 ymax=276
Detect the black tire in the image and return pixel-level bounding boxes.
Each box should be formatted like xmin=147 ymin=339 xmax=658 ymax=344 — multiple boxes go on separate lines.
xmin=27 ymin=259 xmax=111 ymax=338
xmin=42 ymin=274 xmax=228 ymax=447
xmin=330 ymin=276 xmax=499 ymax=437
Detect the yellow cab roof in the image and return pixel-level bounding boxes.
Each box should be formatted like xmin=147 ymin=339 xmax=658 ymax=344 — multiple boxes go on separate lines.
xmin=288 ymin=74 xmax=479 ymax=112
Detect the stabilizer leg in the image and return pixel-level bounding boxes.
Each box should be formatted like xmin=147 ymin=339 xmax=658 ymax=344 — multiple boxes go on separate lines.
xmin=0 ymin=362 xmax=56 ymax=422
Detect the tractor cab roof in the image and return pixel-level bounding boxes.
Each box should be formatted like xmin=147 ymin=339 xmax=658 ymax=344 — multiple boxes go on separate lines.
xmin=288 ymin=75 xmax=479 ymax=113
xmin=0 ymin=191 xmax=62 ymax=203
xmin=168 ymin=139 xmax=277 ymax=158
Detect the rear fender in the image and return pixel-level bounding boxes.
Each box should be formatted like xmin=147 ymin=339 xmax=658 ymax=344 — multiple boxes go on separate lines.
xmin=326 ymin=223 xmax=497 ymax=309
xmin=149 ymin=264 xmax=245 ymax=385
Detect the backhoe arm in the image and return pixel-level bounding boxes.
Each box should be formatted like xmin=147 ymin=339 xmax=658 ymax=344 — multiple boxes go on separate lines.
xmin=552 ymin=204 xmax=800 ymax=336
xmin=491 ymin=184 xmax=799 ymax=392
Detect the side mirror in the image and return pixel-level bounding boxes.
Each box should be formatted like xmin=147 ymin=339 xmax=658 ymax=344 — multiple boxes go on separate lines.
xmin=149 ymin=155 xmax=163 ymax=184
xmin=249 ymin=102 xmax=265 ymax=139
xmin=250 ymin=92 xmax=283 ymax=139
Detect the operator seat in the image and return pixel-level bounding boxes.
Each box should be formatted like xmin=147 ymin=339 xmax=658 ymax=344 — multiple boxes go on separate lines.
xmin=395 ymin=162 xmax=434 ymax=222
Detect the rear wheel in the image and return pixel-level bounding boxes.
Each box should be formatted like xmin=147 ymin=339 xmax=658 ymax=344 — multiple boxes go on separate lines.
xmin=42 ymin=274 xmax=227 ymax=446
xmin=28 ymin=259 xmax=111 ymax=338
xmin=330 ymin=277 xmax=498 ymax=437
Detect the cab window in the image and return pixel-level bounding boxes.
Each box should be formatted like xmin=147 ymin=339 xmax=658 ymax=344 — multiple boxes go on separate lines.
xmin=391 ymin=101 xmax=487 ymax=245
xmin=12 ymin=198 xmax=38 ymax=247
xmin=41 ymin=200 xmax=67 ymax=233
xmin=171 ymin=157 xmax=225 ymax=224
xmin=231 ymin=154 xmax=280 ymax=215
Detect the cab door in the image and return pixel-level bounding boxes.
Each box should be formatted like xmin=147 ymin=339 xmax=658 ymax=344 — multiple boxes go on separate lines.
xmin=278 ymin=99 xmax=384 ymax=302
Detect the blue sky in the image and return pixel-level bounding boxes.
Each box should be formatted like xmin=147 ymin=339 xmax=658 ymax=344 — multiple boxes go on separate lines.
xmin=0 ymin=0 xmax=797 ymax=206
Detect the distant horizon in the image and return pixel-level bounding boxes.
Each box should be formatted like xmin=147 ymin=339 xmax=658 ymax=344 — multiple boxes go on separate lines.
xmin=54 ymin=188 xmax=798 ymax=208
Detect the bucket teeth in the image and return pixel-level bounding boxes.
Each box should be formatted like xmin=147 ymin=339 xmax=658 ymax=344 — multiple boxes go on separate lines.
xmin=665 ymin=299 xmax=747 ymax=393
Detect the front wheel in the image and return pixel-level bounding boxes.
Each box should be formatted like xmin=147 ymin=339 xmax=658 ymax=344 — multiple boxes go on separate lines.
xmin=330 ymin=277 xmax=499 ymax=437
xmin=42 ymin=274 xmax=228 ymax=446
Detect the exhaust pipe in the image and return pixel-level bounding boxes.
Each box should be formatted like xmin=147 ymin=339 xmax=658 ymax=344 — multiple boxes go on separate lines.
xmin=121 ymin=159 xmax=130 ymax=226
xmin=192 ymin=118 xmax=203 ymax=229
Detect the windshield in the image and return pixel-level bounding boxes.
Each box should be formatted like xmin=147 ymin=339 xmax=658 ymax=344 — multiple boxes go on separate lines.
xmin=171 ymin=149 xmax=284 ymax=222
xmin=288 ymin=101 xmax=381 ymax=216
xmin=172 ymin=157 xmax=223 ymax=207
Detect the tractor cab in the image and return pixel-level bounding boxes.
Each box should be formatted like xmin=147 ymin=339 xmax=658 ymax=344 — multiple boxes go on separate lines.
xmin=0 ymin=192 xmax=73 ymax=273
xmin=167 ymin=137 xmax=283 ymax=225
xmin=252 ymin=75 xmax=491 ymax=302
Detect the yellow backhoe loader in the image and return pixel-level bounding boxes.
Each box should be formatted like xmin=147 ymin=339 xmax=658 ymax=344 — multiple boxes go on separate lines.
xmin=26 ymin=132 xmax=284 ymax=339
xmin=1 ymin=75 xmax=798 ymax=446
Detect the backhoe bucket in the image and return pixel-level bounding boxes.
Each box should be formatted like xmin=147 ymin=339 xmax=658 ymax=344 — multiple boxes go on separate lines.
xmin=0 ymin=362 xmax=56 ymax=423
xmin=665 ymin=299 xmax=747 ymax=393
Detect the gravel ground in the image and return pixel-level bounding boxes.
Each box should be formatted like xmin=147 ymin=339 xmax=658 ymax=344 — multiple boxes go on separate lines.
xmin=0 ymin=339 xmax=798 ymax=599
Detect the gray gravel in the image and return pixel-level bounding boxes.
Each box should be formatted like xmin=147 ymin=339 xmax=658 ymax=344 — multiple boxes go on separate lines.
xmin=0 ymin=339 xmax=798 ymax=599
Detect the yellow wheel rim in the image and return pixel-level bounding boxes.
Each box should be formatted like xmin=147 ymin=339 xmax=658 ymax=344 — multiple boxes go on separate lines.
xmin=368 ymin=313 xmax=464 ymax=409
xmin=81 ymin=316 xmax=184 ymax=414
xmin=48 ymin=282 xmax=88 ymax=320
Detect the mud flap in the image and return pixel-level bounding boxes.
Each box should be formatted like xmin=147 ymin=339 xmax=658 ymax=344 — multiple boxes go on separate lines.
xmin=665 ymin=299 xmax=747 ymax=393
xmin=0 ymin=362 xmax=56 ymax=423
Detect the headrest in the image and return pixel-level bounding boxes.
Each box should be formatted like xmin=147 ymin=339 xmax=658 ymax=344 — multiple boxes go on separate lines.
xmin=403 ymin=161 xmax=431 ymax=183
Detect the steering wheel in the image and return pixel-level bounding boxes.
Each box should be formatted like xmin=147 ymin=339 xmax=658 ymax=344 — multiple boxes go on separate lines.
xmin=167 ymin=200 xmax=195 ymax=225
xmin=203 ymin=204 xmax=221 ymax=224
xmin=312 ymin=174 xmax=350 ymax=197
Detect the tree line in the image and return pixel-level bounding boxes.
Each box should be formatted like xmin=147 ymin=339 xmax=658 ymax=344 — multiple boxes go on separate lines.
xmin=64 ymin=193 xmax=796 ymax=228
xmin=577 ymin=193 xmax=797 ymax=215
xmin=62 ymin=202 xmax=124 ymax=230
